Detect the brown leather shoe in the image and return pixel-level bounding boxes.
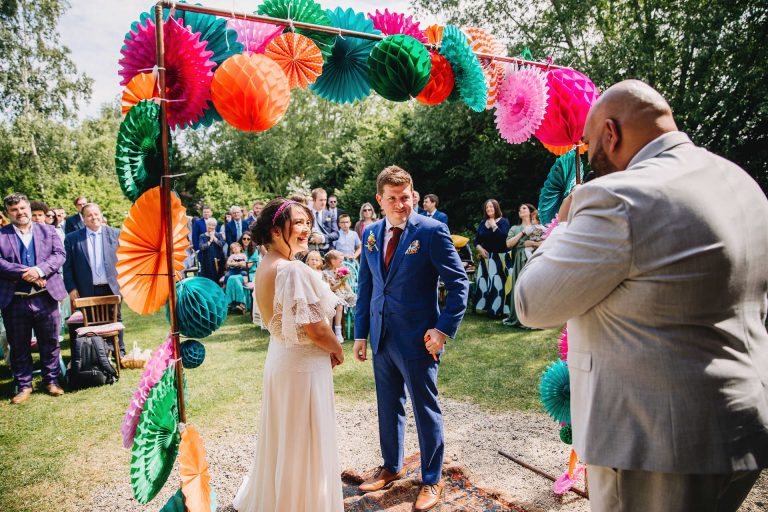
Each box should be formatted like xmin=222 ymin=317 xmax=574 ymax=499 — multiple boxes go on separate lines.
xmin=45 ymin=383 xmax=65 ymax=397
xmin=413 ymin=481 xmax=444 ymax=511
xmin=359 ymin=466 xmax=406 ymax=492
xmin=10 ymin=388 xmax=32 ymax=404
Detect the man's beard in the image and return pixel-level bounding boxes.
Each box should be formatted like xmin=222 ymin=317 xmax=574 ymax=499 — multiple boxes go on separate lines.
xmin=590 ymin=143 xmax=621 ymax=177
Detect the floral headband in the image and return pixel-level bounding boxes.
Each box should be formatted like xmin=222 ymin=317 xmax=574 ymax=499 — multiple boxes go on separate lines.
xmin=272 ymin=200 xmax=297 ymax=225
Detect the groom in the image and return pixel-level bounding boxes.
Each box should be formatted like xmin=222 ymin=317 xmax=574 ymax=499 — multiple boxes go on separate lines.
xmin=354 ymin=166 xmax=469 ymax=511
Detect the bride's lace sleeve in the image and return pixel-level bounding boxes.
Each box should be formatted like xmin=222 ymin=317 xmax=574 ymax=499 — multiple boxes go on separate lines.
xmin=274 ymin=261 xmax=340 ymax=345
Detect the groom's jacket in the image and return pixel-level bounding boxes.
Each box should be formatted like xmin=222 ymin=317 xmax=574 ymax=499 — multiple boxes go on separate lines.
xmin=355 ymin=214 xmax=468 ymax=358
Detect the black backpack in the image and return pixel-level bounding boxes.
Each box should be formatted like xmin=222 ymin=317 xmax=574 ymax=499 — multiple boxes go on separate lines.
xmin=70 ymin=335 xmax=118 ymax=389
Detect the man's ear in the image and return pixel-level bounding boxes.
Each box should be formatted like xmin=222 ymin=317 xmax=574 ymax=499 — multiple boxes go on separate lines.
xmin=605 ymin=118 xmax=620 ymax=153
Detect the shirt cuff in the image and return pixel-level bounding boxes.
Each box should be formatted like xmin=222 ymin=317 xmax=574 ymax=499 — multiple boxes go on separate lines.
xmin=434 ymin=328 xmax=450 ymax=341
xmin=354 ymin=339 xmax=366 ymax=343
xmin=33 ymin=266 xmax=44 ymax=278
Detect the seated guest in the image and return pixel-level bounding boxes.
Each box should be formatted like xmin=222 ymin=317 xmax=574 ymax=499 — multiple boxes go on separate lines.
xmin=354 ymin=202 xmax=377 ymax=239
xmin=422 ymin=194 xmax=448 ymax=225
xmin=63 ymin=203 xmax=125 ymax=355
xmin=225 ymin=233 xmax=260 ymax=314
xmin=334 ymin=213 xmax=361 ymax=260
xmin=473 ymin=199 xmax=511 ymax=317
xmin=199 ymin=218 xmax=225 ymax=283
xmin=1 ymin=193 xmax=67 ymax=404
xmin=223 ymin=242 xmax=248 ymax=284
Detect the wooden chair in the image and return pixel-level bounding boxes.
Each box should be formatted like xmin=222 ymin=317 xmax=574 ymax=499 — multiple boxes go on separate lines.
xmin=72 ymin=295 xmax=125 ymax=378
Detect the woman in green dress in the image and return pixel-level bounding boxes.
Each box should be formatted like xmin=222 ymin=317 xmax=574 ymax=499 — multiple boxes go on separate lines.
xmin=503 ymin=203 xmax=542 ymax=327
xmin=225 ymin=233 xmax=260 ymax=313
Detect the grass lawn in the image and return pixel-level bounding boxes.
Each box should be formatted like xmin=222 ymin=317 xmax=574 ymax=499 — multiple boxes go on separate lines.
xmin=0 ymin=309 xmax=558 ymax=512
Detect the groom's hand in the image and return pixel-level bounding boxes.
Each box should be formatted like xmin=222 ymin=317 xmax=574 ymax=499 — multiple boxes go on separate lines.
xmin=353 ymin=339 xmax=368 ymax=362
xmin=424 ymin=329 xmax=446 ymax=356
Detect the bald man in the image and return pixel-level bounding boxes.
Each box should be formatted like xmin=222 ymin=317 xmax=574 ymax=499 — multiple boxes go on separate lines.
xmin=515 ymin=80 xmax=768 ymax=511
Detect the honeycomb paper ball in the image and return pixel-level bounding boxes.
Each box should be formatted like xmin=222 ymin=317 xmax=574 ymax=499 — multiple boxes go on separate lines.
xmin=535 ymin=68 xmax=599 ymax=147
xmin=368 ymin=34 xmax=431 ymax=102
xmin=180 ymin=339 xmax=206 ymax=369
xmin=175 ymin=277 xmax=228 ymax=338
xmin=559 ymin=424 xmax=573 ymax=445
xmin=416 ymin=52 xmax=454 ymax=105
xmin=210 ymin=53 xmax=291 ymax=132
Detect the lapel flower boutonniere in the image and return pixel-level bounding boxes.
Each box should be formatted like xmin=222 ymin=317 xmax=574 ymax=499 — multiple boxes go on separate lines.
xmin=367 ymin=231 xmax=378 ymax=252
xmin=405 ymin=240 xmax=420 ymax=255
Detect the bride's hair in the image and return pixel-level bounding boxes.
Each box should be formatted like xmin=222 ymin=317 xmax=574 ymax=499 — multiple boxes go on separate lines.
xmin=252 ymin=198 xmax=313 ymax=249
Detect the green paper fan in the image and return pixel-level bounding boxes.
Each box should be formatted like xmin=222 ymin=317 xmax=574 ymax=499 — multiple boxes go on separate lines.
xmin=258 ymin=0 xmax=336 ymax=60
xmin=130 ymin=366 xmax=180 ymax=505
xmin=115 ymin=100 xmax=172 ymax=203
xmin=368 ymin=34 xmax=431 ymax=102
xmin=537 ymin=149 xmax=585 ymax=225
xmin=160 ymin=488 xmax=217 ymax=512
xmin=539 ymin=359 xmax=571 ymax=425
xmin=439 ymin=25 xmax=487 ymax=112
xmin=175 ymin=277 xmax=228 ymax=338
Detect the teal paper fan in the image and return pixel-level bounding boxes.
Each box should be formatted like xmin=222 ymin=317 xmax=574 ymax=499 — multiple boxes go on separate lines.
xmin=537 ymin=149 xmax=585 ymax=225
xmin=539 ymin=360 xmax=571 ymax=424
xmin=258 ymin=0 xmax=336 ymax=59
xmin=368 ymin=34 xmax=431 ymax=102
xmin=175 ymin=277 xmax=228 ymax=338
xmin=115 ymin=100 xmax=172 ymax=203
xmin=310 ymin=7 xmax=380 ymax=104
xmin=160 ymin=488 xmax=217 ymax=512
xmin=439 ymin=25 xmax=487 ymax=112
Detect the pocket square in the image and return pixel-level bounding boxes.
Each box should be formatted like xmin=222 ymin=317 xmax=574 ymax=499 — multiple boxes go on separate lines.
xmin=405 ymin=240 xmax=420 ymax=255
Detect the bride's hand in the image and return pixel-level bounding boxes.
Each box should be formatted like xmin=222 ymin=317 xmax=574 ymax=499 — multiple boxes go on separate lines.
xmin=331 ymin=348 xmax=344 ymax=367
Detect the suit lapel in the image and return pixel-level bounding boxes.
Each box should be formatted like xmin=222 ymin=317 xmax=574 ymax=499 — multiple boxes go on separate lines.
xmin=79 ymin=229 xmax=93 ymax=270
xmin=375 ymin=221 xmax=386 ymax=281
xmin=31 ymin=223 xmax=44 ymax=260
xmin=4 ymin=227 xmax=20 ymax=262
xmin=384 ymin=215 xmax=419 ymax=286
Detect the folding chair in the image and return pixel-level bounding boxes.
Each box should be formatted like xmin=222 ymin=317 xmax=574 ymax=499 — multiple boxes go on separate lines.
xmin=72 ymin=296 xmax=125 ymax=378
xmin=342 ymin=258 xmax=360 ymax=339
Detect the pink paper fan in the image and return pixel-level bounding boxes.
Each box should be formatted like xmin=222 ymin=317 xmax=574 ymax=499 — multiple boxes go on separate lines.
xmin=227 ymin=18 xmax=285 ymax=53
xmin=495 ymin=65 xmax=549 ymax=144
xmin=553 ymin=464 xmax=585 ymax=495
xmin=119 ymin=17 xmax=216 ymax=130
xmin=368 ymin=9 xmax=427 ymax=42
xmin=557 ymin=326 xmax=568 ymax=361
xmin=534 ymin=68 xmax=599 ymax=147
xmin=120 ymin=338 xmax=175 ymax=448
xmin=543 ymin=214 xmax=560 ymax=240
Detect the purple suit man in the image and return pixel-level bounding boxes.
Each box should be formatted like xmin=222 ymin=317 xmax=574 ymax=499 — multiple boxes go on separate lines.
xmin=0 ymin=194 xmax=67 ymax=403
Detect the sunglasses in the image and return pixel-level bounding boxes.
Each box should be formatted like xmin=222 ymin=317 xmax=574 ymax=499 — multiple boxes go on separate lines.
xmin=362 ymin=208 xmax=372 ymax=211
xmin=46 ymin=214 xmax=55 ymax=218
xmin=242 ymin=237 xmax=251 ymax=240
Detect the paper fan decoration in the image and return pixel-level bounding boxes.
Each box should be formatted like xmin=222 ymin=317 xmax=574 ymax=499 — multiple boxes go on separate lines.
xmin=119 ymin=17 xmax=216 ymax=130
xmin=537 ymin=149 xmax=584 ymax=225
xmin=211 ymin=53 xmax=291 ymax=132
xmin=181 ymin=339 xmax=206 ymax=369
xmin=258 ymin=0 xmax=336 ymax=59
xmin=309 ymin=7 xmax=380 ymax=104
xmin=161 ymin=488 xmax=217 ymax=512
xmin=121 ymin=72 xmax=157 ymax=115
xmin=553 ymin=464 xmax=584 ymax=495
xmin=264 ymin=32 xmax=324 ymax=89
xmin=494 ymin=65 xmax=548 ymax=144
xmin=227 ymin=18 xmax=284 ymax=54
xmin=543 ymin=141 xmax=588 ymax=156
xmin=424 ymin=24 xmax=443 ymax=45
xmin=559 ymin=423 xmax=573 ymax=445
xmin=368 ymin=9 xmax=426 ymax=42
xmin=535 ymin=68 xmax=599 ymax=146
xmin=438 ymin=25 xmax=487 ymax=112
xmin=368 ymin=34 xmax=431 ymax=102
xmin=121 ymin=338 xmax=174 ymax=449
xmin=415 ymin=52 xmax=454 ymax=105
xmin=557 ymin=328 xmax=568 ymax=361
xmin=175 ymin=277 xmax=228 ymax=338
xmin=116 ymin=186 xmax=190 ymax=315
xmin=539 ymin=359 xmax=571 ymax=425
xmin=463 ymin=27 xmax=506 ymax=109
xmin=179 ymin=425 xmax=212 ymax=512
xmin=131 ymin=366 xmax=180 ymax=504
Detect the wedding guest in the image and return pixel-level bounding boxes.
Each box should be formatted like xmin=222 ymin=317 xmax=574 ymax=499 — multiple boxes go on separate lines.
xmin=225 ymin=233 xmax=260 ymax=314
xmin=1 ymin=193 xmax=67 ymax=404
xmin=64 ymin=196 xmax=88 ymax=234
xmin=219 ymin=212 xmax=231 ymax=256
xmin=289 ymin=193 xmax=308 ymax=205
xmin=225 ymin=206 xmax=250 ymax=246
xmin=473 ymin=199 xmax=511 ymax=317
xmin=326 ymin=195 xmax=344 ymax=226
xmin=502 ymin=203 xmax=541 ymax=328
xmin=54 ymin=207 xmax=67 ymax=227
xmin=30 ymin=201 xmax=50 ymax=224
xmin=334 ymin=213 xmax=361 ymax=260
xmin=515 ymin=80 xmax=768 ymax=511
xmin=355 ymin=202 xmax=377 ymax=238
xmin=199 ymin=218 xmax=225 ymax=283
xmin=308 ymin=188 xmax=339 ymax=255
xmin=191 ymin=206 xmax=217 ymax=252
xmin=246 ymin=200 xmax=264 ymax=223
xmin=412 ymin=190 xmax=425 ymax=214
xmin=63 ymin=202 xmax=125 ymax=355
xmin=421 ymin=194 xmax=448 ymax=225
xmin=0 ymin=211 xmax=9 ymax=227
xmin=44 ymin=210 xmax=56 ymax=226
xmin=322 ymin=250 xmax=356 ymax=343
xmin=305 ymin=250 xmax=324 ymax=275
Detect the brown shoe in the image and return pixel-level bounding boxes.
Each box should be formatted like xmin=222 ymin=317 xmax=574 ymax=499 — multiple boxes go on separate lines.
xmin=10 ymin=388 xmax=32 ymax=404
xmin=359 ymin=466 xmax=406 ymax=492
xmin=45 ymin=383 xmax=65 ymax=397
xmin=414 ymin=481 xmax=444 ymax=511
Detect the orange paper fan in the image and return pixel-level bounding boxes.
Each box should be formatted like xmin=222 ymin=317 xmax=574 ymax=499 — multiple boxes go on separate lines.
xmin=543 ymin=141 xmax=588 ymax=156
xmin=121 ymin=71 xmax=158 ymax=115
xmin=264 ymin=32 xmax=324 ymax=89
xmin=424 ymin=24 xmax=444 ymax=45
xmin=180 ymin=425 xmax=212 ymax=512
xmin=463 ymin=27 xmax=506 ymax=109
xmin=116 ymin=186 xmax=189 ymax=315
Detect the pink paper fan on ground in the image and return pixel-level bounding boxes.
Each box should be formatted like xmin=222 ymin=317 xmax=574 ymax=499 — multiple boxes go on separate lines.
xmin=121 ymin=338 xmax=175 ymax=448
xmin=227 ymin=18 xmax=285 ymax=53
xmin=495 ymin=65 xmax=548 ymax=144
xmin=534 ymin=68 xmax=599 ymax=147
xmin=558 ymin=327 xmax=568 ymax=361
xmin=463 ymin=27 xmax=506 ymax=109
xmin=119 ymin=17 xmax=216 ymax=130
xmin=368 ymin=9 xmax=427 ymax=42
xmin=553 ymin=464 xmax=585 ymax=495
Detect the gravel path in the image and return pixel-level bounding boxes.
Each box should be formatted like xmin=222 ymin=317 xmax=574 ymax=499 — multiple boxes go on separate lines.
xmin=92 ymin=398 xmax=766 ymax=511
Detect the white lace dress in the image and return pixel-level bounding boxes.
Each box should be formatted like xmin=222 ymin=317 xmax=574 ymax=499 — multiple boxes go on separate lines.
xmin=234 ymin=260 xmax=343 ymax=511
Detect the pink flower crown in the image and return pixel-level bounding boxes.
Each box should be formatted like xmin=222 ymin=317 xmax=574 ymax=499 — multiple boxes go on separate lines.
xmin=272 ymin=200 xmax=297 ymax=225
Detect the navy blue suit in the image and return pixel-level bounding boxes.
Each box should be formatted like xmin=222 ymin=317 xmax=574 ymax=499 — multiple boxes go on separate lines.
xmin=355 ymin=214 xmax=469 ymax=484
xmin=63 ymin=213 xmax=84 ymax=235
xmin=225 ymin=218 xmax=252 ymax=246
xmin=423 ymin=209 xmax=448 ymax=225
xmin=309 ymin=209 xmax=339 ymax=254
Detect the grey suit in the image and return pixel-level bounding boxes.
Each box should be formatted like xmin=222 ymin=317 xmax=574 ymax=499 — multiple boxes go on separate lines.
xmin=515 ymin=132 xmax=768 ymax=475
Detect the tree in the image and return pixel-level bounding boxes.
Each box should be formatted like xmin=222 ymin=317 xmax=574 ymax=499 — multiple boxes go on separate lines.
xmin=196 ymin=170 xmax=252 ymax=219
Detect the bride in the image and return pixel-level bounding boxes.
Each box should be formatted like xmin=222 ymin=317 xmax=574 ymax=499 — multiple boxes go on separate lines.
xmin=233 ymin=198 xmax=345 ymax=511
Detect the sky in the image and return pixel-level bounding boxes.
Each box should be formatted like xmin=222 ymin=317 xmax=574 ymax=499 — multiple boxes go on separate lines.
xmin=58 ymin=0 xmax=437 ymax=120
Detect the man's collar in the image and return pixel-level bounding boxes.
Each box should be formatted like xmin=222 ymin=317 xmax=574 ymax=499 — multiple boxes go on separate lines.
xmin=86 ymin=226 xmax=103 ymax=235
xmin=385 ymin=215 xmax=409 ymax=231
xmin=627 ymin=131 xmax=692 ymax=169
xmin=12 ymin=223 xmax=33 ymax=236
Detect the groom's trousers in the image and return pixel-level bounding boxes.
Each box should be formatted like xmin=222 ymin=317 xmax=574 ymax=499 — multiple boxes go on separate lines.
xmin=373 ymin=337 xmax=444 ymax=485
